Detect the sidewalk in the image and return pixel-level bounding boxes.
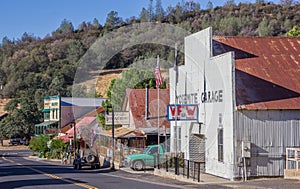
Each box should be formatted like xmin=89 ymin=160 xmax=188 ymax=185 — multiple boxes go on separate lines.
xmin=26 ymin=155 xmax=73 ymax=167
xmin=119 ymin=166 xmax=230 ymax=185
xmin=153 ymin=168 xmax=231 ymax=185
xmin=27 ymin=156 xmax=300 ymax=188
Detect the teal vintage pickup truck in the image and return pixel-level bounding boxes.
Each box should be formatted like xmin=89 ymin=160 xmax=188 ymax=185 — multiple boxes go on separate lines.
xmin=124 ymin=145 xmax=168 ymax=171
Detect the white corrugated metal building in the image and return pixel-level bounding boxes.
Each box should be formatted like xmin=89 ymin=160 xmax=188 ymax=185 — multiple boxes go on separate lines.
xmin=169 ymin=27 xmax=300 ymax=180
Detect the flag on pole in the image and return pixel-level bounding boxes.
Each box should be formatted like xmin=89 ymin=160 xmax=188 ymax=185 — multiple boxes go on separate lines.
xmin=154 ymin=55 xmax=163 ymax=88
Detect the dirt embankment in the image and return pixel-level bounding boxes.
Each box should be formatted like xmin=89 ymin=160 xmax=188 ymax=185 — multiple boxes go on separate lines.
xmin=0 ymin=98 xmax=10 ymax=115
xmin=96 ymin=69 xmax=123 ymax=97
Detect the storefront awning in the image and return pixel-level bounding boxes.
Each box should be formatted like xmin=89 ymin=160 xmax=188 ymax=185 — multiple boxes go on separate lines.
xmin=42 ymin=109 xmax=50 ymax=113
xmin=97 ymin=127 xmax=146 ymax=139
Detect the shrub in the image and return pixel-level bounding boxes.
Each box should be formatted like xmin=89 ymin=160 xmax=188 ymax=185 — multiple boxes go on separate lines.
xmin=29 ymin=135 xmax=50 ymax=158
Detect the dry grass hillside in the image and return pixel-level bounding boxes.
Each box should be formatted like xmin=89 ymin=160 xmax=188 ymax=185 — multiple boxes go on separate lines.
xmin=0 ymin=98 xmax=10 ymax=114
xmin=95 ymin=69 xmax=124 ymax=97
xmin=95 ymin=68 xmax=169 ymax=97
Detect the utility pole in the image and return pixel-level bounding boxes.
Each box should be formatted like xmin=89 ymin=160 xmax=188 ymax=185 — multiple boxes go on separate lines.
xmin=174 ymin=43 xmax=179 ymax=175
xmin=106 ymin=105 xmax=115 ymax=170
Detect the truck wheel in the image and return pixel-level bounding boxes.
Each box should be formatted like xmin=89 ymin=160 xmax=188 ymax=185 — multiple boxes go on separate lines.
xmin=87 ymin=155 xmax=95 ymax=163
xmin=133 ymin=160 xmax=144 ymax=171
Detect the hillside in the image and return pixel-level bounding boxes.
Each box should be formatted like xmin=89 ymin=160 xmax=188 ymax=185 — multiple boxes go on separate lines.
xmin=0 ymin=99 xmax=10 ymax=114
xmin=96 ymin=69 xmax=124 ymax=98
xmin=1 ymin=1 xmax=300 ymax=138
xmin=1 ymin=3 xmax=300 ymax=101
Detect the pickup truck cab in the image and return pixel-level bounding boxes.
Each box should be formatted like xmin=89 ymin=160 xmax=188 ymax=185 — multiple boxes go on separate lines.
xmin=124 ymin=145 xmax=167 ymax=171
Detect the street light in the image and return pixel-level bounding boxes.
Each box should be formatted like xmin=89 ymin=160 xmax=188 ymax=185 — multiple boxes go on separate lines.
xmin=73 ymin=121 xmax=76 ymax=158
xmin=106 ymin=105 xmax=115 ymax=170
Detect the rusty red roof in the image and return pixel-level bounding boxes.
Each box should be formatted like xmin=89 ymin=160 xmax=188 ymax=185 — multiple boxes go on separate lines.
xmin=125 ymin=88 xmax=170 ymax=129
xmin=213 ymin=36 xmax=300 ymax=110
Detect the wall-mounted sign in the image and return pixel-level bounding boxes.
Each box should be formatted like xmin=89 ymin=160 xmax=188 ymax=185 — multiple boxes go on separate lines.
xmin=106 ymin=111 xmax=130 ymax=125
xmin=167 ymin=104 xmax=198 ymax=121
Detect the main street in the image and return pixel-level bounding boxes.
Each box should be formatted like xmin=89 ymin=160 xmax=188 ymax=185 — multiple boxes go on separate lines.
xmin=2 ymin=150 xmax=300 ymax=189
xmin=0 ymin=150 xmax=203 ymax=189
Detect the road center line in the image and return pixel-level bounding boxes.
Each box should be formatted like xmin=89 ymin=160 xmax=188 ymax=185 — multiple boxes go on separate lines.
xmin=2 ymin=153 xmax=14 ymax=163
xmin=26 ymin=166 xmax=98 ymax=189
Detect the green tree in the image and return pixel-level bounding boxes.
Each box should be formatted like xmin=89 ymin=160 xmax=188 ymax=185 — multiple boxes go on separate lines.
xmin=66 ymin=40 xmax=85 ymax=64
xmin=280 ymin=0 xmax=294 ymax=6
xmin=155 ymin=0 xmax=164 ymax=22
xmin=21 ymin=32 xmax=37 ymax=43
xmin=104 ymin=11 xmax=122 ymax=31
xmin=225 ymin=0 xmax=235 ymax=6
xmin=29 ymin=134 xmax=50 ymax=157
xmin=286 ymin=26 xmax=300 ymax=36
xmin=140 ymin=7 xmax=149 ymax=22
xmin=148 ymin=0 xmax=154 ymax=21
xmin=219 ymin=16 xmax=242 ymax=36
xmin=174 ymin=4 xmax=183 ymax=23
xmin=93 ymin=18 xmax=101 ymax=29
xmin=101 ymin=69 xmax=158 ymax=113
xmin=194 ymin=2 xmax=201 ymax=12
xmin=48 ymin=75 xmax=66 ymax=96
xmin=50 ymin=139 xmax=67 ymax=159
xmin=35 ymin=89 xmax=46 ymax=110
xmin=255 ymin=0 xmax=265 ymax=4
xmin=284 ymin=19 xmax=292 ymax=32
xmin=0 ymin=97 xmax=41 ymax=138
xmin=258 ymin=17 xmax=273 ymax=36
xmin=58 ymin=19 xmax=74 ymax=34
xmin=4 ymin=98 xmax=19 ymax=113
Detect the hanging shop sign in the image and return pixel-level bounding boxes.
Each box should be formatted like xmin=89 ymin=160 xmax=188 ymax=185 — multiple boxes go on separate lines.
xmin=105 ymin=111 xmax=130 ymax=125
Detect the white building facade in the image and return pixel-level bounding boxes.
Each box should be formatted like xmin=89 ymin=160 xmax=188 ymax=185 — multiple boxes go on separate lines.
xmin=169 ymin=27 xmax=300 ymax=180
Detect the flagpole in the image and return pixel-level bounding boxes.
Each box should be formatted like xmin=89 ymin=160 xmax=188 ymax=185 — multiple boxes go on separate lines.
xmin=154 ymin=55 xmax=163 ymax=169
xmin=157 ymin=55 xmax=160 ymax=169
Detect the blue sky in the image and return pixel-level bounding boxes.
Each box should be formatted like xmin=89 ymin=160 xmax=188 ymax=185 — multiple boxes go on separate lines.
xmin=0 ymin=0 xmax=279 ymax=41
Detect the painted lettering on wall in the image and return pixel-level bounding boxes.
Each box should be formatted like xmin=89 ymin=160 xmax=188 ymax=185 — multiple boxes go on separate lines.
xmin=201 ymin=90 xmax=223 ymax=103
xmin=167 ymin=104 xmax=198 ymax=121
xmin=177 ymin=93 xmax=199 ymax=104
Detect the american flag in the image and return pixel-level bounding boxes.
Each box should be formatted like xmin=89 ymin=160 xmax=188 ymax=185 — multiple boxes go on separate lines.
xmin=154 ymin=56 xmax=163 ymax=88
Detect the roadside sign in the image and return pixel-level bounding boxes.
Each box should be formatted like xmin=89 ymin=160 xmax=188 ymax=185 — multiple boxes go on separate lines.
xmin=105 ymin=111 xmax=130 ymax=125
xmin=167 ymin=104 xmax=198 ymax=121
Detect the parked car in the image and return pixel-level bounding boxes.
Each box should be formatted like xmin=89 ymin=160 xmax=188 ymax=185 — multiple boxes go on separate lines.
xmin=9 ymin=135 xmax=21 ymax=145
xmin=9 ymin=134 xmax=30 ymax=145
xmin=73 ymin=150 xmax=100 ymax=170
xmin=124 ymin=145 xmax=168 ymax=171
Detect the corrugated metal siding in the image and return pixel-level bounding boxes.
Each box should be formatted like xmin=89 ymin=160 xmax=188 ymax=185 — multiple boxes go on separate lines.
xmin=234 ymin=110 xmax=300 ymax=177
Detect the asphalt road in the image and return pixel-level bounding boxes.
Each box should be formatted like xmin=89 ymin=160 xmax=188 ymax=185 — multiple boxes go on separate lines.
xmin=0 ymin=150 xmax=202 ymax=189
xmin=2 ymin=150 xmax=300 ymax=189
